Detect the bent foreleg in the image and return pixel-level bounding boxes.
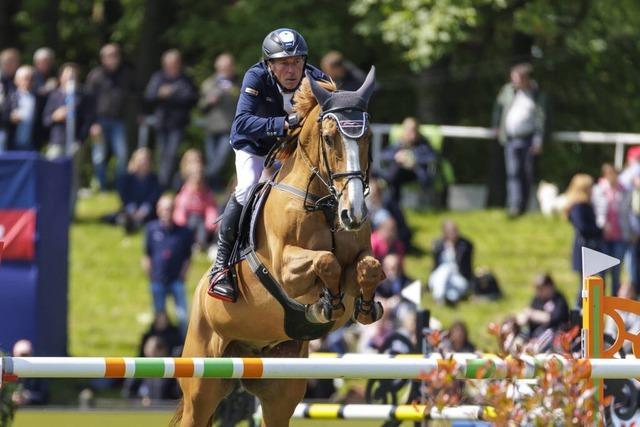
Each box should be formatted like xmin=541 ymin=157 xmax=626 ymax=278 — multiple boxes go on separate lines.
xmin=282 ymin=245 xmax=345 ymax=322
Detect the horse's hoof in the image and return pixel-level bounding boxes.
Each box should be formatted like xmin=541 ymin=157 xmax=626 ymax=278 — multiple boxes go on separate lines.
xmin=305 ymin=301 xmax=332 ymax=324
xmin=353 ymin=298 xmax=383 ymax=325
xmin=328 ymin=302 xmax=345 ymax=321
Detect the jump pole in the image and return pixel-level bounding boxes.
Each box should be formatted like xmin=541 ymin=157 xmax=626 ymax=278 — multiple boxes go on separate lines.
xmin=3 ymin=355 xmax=639 ymax=380
xmin=255 ymin=403 xmax=495 ymax=422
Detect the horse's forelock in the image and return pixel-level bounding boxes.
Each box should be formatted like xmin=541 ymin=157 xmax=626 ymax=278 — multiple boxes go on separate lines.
xmin=294 ymin=77 xmax=336 ymax=119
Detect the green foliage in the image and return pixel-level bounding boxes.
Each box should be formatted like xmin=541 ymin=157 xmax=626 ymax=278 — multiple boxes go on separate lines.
xmin=351 ymin=0 xmax=506 ymax=70
xmin=0 ymin=358 xmax=17 ymax=427
xmin=6 ymin=0 xmax=640 ymax=184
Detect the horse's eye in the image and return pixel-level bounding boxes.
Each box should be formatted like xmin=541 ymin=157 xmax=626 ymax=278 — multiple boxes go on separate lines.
xmin=323 ymin=134 xmax=333 ymax=146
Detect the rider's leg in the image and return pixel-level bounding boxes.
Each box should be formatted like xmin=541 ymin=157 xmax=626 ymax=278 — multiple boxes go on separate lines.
xmin=208 ymin=149 xmax=264 ymax=302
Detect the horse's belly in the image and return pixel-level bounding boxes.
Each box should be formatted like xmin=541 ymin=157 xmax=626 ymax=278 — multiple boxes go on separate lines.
xmin=207 ymin=263 xmax=290 ymax=345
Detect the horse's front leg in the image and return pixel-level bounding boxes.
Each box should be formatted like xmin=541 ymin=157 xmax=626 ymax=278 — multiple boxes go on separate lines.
xmin=351 ymin=251 xmax=385 ymax=325
xmin=281 ymin=245 xmax=345 ymax=323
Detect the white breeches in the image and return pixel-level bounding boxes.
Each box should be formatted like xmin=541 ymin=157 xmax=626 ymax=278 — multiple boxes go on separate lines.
xmin=234 ymin=149 xmax=266 ymax=205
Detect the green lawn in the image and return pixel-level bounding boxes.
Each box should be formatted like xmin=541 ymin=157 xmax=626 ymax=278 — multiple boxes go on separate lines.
xmin=69 ymin=192 xmax=578 ymax=356
xmin=14 ymin=410 xmax=416 ymax=427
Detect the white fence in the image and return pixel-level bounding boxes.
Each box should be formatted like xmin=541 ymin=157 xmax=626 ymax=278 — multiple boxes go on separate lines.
xmin=370 ymin=124 xmax=640 ymax=170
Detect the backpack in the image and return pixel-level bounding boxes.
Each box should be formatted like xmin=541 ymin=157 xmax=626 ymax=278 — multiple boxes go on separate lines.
xmin=472 ymin=269 xmax=502 ymax=300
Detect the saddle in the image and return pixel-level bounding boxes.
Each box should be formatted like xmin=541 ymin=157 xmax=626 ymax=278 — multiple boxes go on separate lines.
xmin=227 ymin=181 xmax=335 ymax=341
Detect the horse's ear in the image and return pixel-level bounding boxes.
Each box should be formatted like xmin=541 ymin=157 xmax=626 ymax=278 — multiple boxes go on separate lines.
xmin=356 ymin=66 xmax=376 ymax=106
xmin=306 ymin=71 xmax=331 ymax=107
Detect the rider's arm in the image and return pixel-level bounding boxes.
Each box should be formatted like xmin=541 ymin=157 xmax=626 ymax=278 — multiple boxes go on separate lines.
xmin=233 ymin=69 xmax=286 ymax=139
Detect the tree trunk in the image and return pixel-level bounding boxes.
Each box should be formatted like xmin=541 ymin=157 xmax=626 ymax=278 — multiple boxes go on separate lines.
xmin=0 ymin=0 xmax=21 ymax=49
xmin=135 ymin=0 xmax=176 ymax=93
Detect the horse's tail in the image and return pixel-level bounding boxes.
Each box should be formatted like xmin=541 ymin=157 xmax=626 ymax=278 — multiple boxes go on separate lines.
xmin=169 ymin=398 xmax=183 ymax=426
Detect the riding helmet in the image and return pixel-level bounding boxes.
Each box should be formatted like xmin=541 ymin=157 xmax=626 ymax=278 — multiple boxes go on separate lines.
xmin=262 ymin=28 xmax=308 ymax=60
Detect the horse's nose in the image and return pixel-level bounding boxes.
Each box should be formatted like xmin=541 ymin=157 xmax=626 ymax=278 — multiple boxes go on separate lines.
xmin=340 ymin=205 xmax=368 ymax=230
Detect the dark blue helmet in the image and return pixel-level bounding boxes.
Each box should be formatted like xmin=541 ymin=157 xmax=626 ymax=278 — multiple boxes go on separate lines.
xmin=262 ymin=28 xmax=308 ymax=61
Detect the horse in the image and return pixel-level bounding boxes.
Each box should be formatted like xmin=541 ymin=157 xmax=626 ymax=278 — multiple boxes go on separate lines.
xmin=172 ymin=67 xmax=384 ymax=427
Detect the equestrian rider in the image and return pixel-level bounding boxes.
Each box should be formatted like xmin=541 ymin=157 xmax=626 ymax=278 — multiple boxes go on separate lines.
xmin=208 ymin=28 xmax=328 ymax=302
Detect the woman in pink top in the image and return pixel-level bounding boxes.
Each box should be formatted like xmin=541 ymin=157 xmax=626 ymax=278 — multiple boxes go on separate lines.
xmin=592 ymin=163 xmax=631 ymax=295
xmin=370 ymin=217 xmax=407 ymax=261
xmin=173 ymin=160 xmax=219 ymax=251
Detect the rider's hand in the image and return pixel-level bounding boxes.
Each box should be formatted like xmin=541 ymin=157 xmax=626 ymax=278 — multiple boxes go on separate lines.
xmin=285 ymin=113 xmax=300 ymax=130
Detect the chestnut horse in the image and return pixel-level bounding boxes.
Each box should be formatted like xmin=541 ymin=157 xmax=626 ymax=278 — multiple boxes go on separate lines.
xmin=172 ymin=67 xmax=383 ymax=427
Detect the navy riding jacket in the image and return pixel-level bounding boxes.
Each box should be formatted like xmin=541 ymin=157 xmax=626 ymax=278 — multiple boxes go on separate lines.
xmin=230 ymin=62 xmax=328 ymax=156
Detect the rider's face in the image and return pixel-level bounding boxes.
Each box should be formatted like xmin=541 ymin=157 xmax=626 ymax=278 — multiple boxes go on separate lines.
xmin=269 ymin=56 xmax=304 ymax=90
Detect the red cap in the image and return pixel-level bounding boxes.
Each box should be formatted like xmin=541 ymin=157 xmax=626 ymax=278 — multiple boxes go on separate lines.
xmin=628 ymin=146 xmax=640 ymax=163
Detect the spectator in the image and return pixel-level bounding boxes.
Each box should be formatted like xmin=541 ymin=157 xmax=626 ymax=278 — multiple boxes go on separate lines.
xmin=11 ymin=339 xmax=49 ymax=405
xmin=138 ymin=311 xmax=183 ymax=356
xmin=199 ymin=52 xmax=239 ymax=190
xmin=564 ymin=173 xmax=602 ymax=305
xmin=441 ymin=320 xmax=476 ymax=353
xmin=618 ymin=146 xmax=640 ymax=191
xmin=429 ymin=220 xmax=474 ymax=305
xmin=320 ymin=50 xmax=366 ymax=91
xmin=370 ymin=217 xmax=406 ymax=261
xmin=379 ymin=117 xmax=437 ymax=204
xmin=376 ymin=253 xmax=412 ymax=298
xmin=0 ymin=48 xmax=20 ymax=94
xmin=8 ymin=66 xmax=37 ymax=150
xmin=32 ymin=47 xmax=57 ymax=98
xmin=492 ymin=63 xmax=549 ymax=218
xmin=605 ymin=282 xmax=640 ymax=355
xmin=42 ymin=63 xmax=96 ymax=155
xmin=144 ymin=49 xmax=198 ymax=188
xmin=517 ymin=273 xmax=569 ymax=339
xmin=176 ymin=147 xmax=204 ymax=190
xmin=367 ymin=179 xmax=412 ymax=247
xmin=85 ymin=43 xmax=134 ymax=191
xmin=31 ymin=47 xmax=57 ymax=149
xmin=592 ymin=163 xmax=631 ymax=296
xmin=116 ymin=147 xmax=161 ymax=233
xmin=173 ymin=160 xmax=219 ymax=252
xmin=123 ymin=335 xmax=179 ymax=402
xmin=498 ymin=316 xmax=527 ymax=354
xmin=142 ymin=194 xmax=193 ymax=336
xmin=628 ymin=176 xmax=640 ymax=294
xmin=0 ymin=48 xmax=20 ymax=153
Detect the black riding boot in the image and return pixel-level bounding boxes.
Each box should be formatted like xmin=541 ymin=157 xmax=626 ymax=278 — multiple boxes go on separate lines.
xmin=208 ymin=195 xmax=244 ymax=302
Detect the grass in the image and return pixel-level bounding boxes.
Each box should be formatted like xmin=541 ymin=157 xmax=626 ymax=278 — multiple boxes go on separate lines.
xmin=405 ymin=209 xmax=577 ymax=350
xmin=68 ymin=192 xmax=578 ymax=356
xmin=14 ymin=410 xmax=416 ymax=427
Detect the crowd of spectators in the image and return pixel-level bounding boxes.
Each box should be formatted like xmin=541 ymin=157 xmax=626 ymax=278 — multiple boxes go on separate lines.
xmin=2 ymin=42 xmax=637 ymax=409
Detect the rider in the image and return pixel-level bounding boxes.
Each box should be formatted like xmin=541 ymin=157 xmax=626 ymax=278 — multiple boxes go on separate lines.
xmin=208 ymin=28 xmax=329 ymax=302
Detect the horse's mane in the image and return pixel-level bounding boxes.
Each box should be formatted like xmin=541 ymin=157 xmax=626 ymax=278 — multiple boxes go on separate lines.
xmin=276 ymin=77 xmax=337 ymax=161
xmin=294 ymin=77 xmax=336 ymax=118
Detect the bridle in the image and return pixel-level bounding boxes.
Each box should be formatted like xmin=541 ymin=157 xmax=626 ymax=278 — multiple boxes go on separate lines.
xmin=295 ymin=107 xmax=371 ymax=230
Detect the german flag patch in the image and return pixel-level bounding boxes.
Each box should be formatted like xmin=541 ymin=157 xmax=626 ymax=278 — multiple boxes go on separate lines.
xmin=245 ymin=87 xmax=259 ymax=96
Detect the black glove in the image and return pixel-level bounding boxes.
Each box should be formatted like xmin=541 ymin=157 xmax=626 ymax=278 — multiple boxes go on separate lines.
xmin=285 ymin=113 xmax=301 ymax=129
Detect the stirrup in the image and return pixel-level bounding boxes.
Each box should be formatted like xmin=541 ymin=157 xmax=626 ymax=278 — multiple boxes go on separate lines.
xmin=353 ymin=295 xmax=383 ymax=324
xmin=207 ymin=268 xmax=237 ymax=303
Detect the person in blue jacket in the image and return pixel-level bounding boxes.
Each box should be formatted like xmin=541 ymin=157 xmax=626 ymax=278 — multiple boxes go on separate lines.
xmin=208 ymin=28 xmax=328 ymax=303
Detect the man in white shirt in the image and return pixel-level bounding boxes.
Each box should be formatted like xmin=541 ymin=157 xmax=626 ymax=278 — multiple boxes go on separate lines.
xmin=9 ymin=65 xmax=37 ymax=150
xmin=492 ymin=63 xmax=549 ymax=217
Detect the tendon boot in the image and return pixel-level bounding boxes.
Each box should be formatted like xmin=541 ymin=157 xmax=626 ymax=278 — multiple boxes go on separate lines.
xmin=208 ymin=195 xmax=244 ymax=302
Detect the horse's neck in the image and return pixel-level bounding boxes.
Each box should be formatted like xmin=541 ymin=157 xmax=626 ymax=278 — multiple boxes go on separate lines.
xmin=277 ymin=153 xmax=325 ymax=197
xmin=277 ymin=107 xmax=328 ymax=195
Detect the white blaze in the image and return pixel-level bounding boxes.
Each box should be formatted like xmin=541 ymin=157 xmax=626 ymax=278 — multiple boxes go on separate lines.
xmin=344 ymin=137 xmax=365 ymax=222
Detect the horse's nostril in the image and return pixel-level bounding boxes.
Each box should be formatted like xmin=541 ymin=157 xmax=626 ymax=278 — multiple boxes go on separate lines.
xmin=341 ymin=209 xmax=350 ymax=224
